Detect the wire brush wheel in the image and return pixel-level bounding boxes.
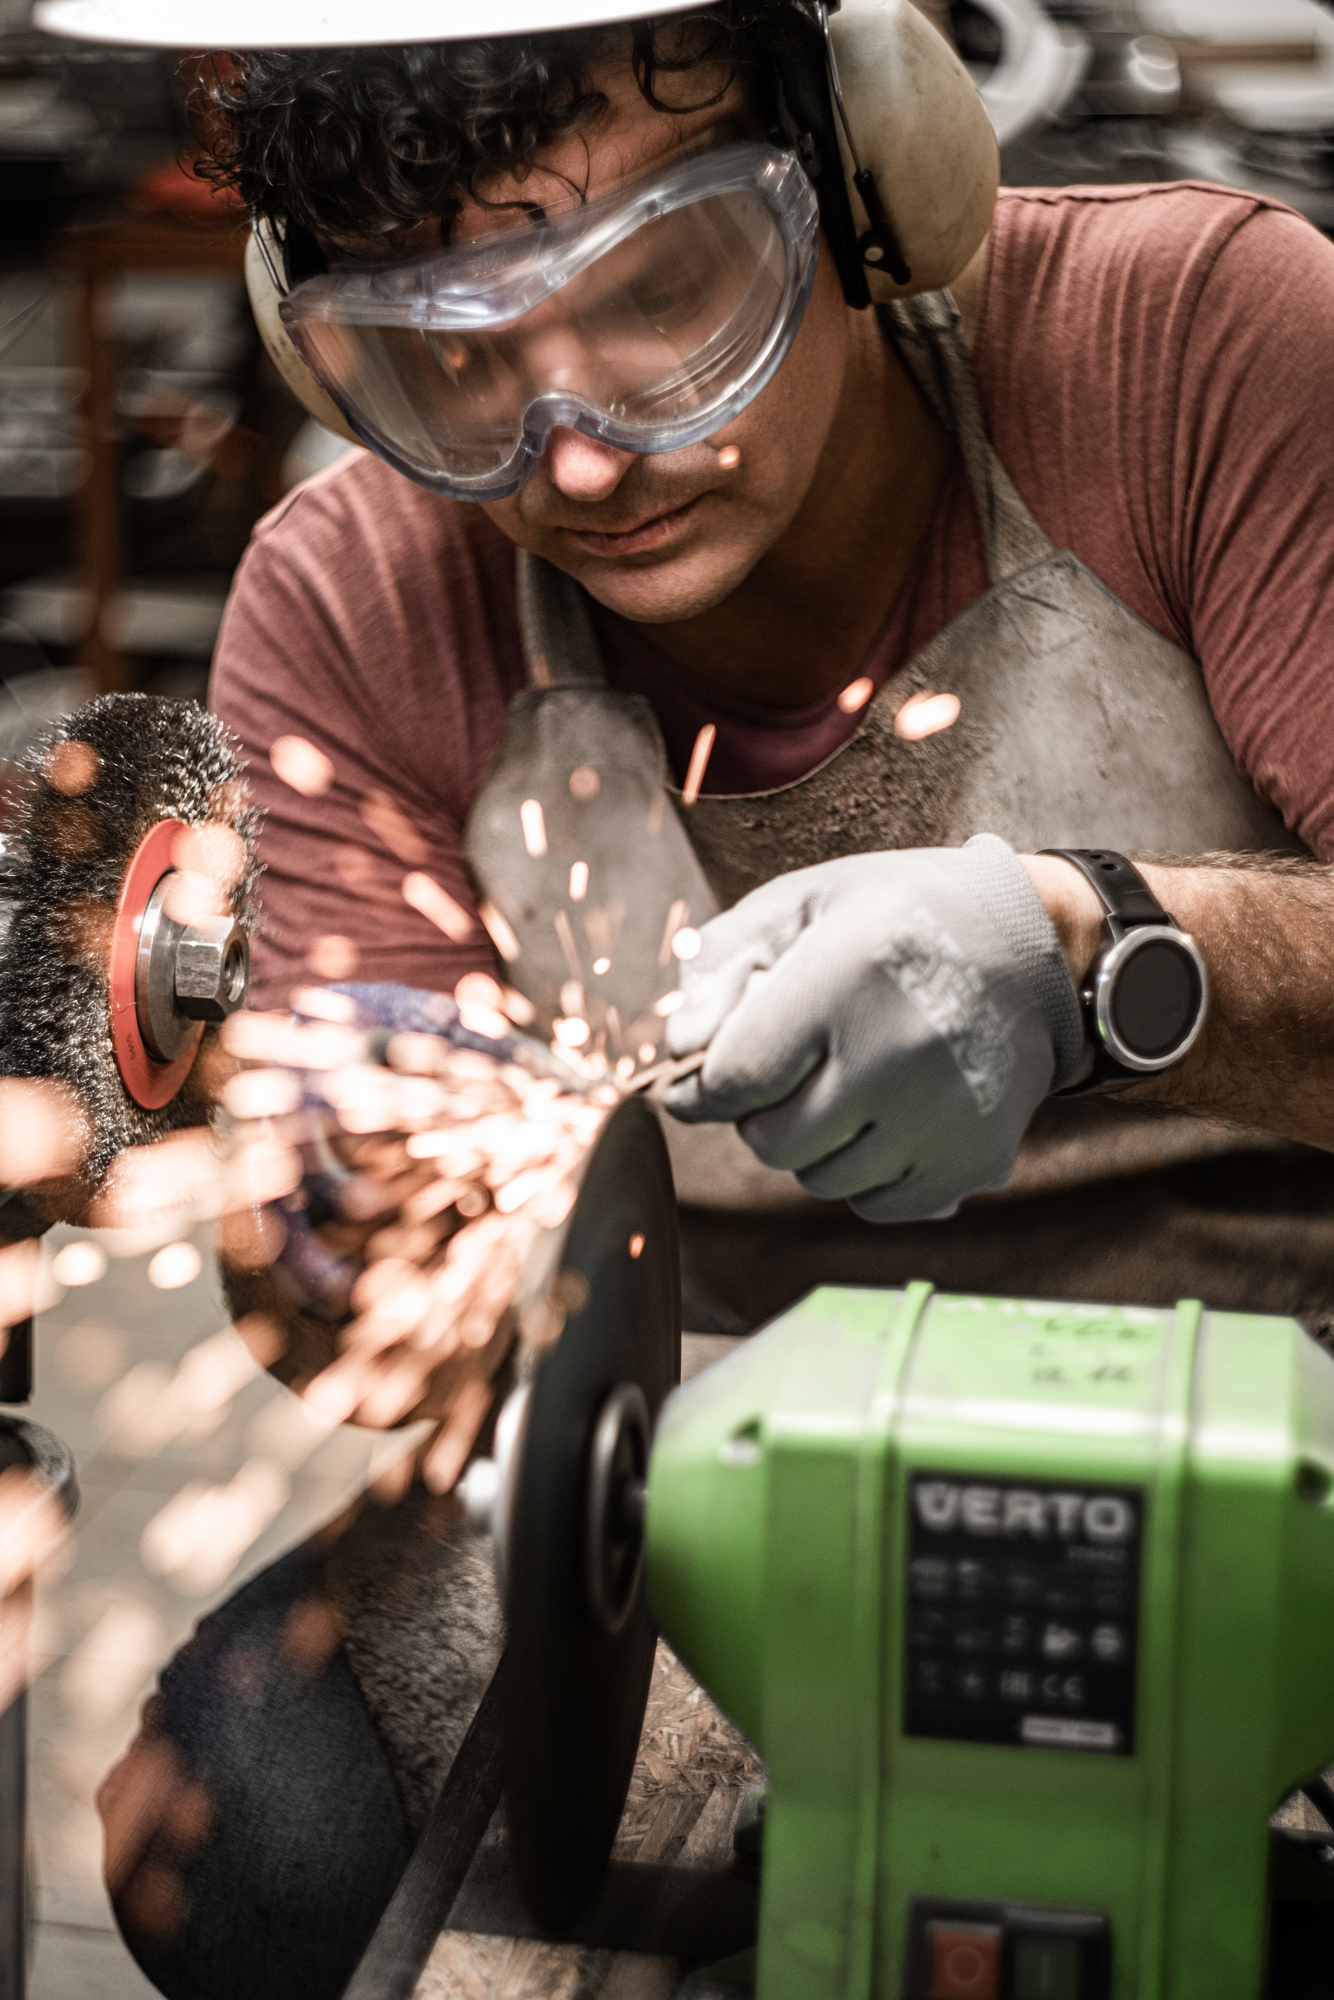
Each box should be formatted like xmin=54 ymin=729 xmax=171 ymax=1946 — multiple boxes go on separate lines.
xmin=0 ymin=693 xmax=258 ymax=1186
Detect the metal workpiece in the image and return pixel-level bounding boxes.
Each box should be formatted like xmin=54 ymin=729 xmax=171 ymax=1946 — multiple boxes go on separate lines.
xmin=133 ymin=869 xmax=249 ymax=1062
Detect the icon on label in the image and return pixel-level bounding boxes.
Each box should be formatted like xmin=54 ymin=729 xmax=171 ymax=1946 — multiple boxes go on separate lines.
xmin=1001 ymin=1616 xmax=1029 ymax=1653
xmin=1041 ymin=1622 xmax=1082 ymax=1661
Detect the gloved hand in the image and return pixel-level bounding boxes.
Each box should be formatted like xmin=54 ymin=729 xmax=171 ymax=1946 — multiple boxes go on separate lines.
xmin=663 ymin=836 xmax=1085 ymax=1222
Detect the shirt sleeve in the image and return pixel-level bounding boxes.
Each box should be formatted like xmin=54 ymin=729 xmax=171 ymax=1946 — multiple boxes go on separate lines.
xmin=209 ymin=468 xmax=518 ymax=1009
xmin=1172 ymin=202 xmax=1334 ymax=859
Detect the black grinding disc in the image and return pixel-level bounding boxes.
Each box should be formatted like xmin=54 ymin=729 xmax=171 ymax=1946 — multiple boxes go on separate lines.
xmin=504 ymin=1094 xmax=679 ymax=1932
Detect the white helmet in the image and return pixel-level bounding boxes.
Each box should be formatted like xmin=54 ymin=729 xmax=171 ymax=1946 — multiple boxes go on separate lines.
xmin=33 ymin=0 xmax=709 ymax=45
xmin=34 ymin=0 xmax=998 ymax=450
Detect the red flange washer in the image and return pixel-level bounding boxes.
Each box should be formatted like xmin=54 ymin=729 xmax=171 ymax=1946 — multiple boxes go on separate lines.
xmin=108 ymin=819 xmax=203 ymax=1110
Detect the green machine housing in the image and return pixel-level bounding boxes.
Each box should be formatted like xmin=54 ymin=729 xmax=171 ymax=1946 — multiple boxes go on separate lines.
xmin=646 ymin=1285 xmax=1334 ymax=2000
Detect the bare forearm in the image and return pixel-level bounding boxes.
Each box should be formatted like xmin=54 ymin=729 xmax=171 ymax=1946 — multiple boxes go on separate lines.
xmin=1023 ymin=852 xmax=1334 ymax=1149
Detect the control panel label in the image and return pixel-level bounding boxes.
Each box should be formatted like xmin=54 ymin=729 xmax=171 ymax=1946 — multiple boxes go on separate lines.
xmin=903 ymin=1473 xmax=1141 ymax=1754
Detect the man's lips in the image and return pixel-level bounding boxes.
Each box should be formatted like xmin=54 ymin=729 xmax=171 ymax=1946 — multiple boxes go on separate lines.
xmin=565 ymin=497 xmax=701 ymax=557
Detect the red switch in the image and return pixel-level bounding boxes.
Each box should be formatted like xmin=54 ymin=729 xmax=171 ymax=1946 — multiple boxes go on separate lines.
xmin=927 ymin=1923 xmax=1003 ymax=1999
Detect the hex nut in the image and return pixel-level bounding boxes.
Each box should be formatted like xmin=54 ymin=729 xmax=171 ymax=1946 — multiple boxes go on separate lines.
xmin=174 ymin=916 xmax=249 ymax=1023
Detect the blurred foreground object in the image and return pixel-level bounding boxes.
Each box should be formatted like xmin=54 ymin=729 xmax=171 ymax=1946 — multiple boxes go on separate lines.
xmin=0 ymin=1425 xmax=77 ymax=2000
xmin=0 ymin=691 xmax=255 ymax=1212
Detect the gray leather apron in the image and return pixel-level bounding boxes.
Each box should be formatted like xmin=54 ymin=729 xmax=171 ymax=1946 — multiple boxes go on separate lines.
xmin=466 ymin=289 xmax=1334 ymax=1339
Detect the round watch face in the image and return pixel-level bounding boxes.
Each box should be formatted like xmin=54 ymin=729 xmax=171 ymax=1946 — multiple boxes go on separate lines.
xmin=1093 ymin=928 xmax=1208 ymax=1071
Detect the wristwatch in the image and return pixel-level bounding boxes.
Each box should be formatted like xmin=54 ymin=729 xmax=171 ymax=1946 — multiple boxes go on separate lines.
xmin=1040 ymin=849 xmax=1209 ymax=1095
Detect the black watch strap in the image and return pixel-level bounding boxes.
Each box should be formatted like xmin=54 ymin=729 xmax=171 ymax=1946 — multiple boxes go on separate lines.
xmin=1037 ymin=849 xmax=1174 ymax=934
xmin=1039 ymin=849 xmax=1203 ymax=1097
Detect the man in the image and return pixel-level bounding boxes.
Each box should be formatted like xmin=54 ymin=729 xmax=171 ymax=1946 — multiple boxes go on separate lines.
xmin=31 ymin=0 xmax=1334 ymax=1990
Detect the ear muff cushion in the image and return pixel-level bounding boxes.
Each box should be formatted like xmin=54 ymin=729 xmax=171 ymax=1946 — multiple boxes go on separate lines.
xmin=244 ymin=226 xmax=362 ymax=448
xmin=830 ymin=0 xmax=999 ymax=301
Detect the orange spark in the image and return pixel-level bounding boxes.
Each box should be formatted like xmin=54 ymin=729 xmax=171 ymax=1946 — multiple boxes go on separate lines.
xmin=569 ymin=861 xmax=589 ymax=901
xmin=520 ymin=799 xmax=548 ymax=857
xmin=0 ymin=1079 xmax=87 ymax=1188
xmin=628 ymin=1233 xmax=645 ymax=1258
xmin=50 ymin=1241 xmax=106 ymax=1288
xmin=45 ymin=739 xmax=101 ymax=796
xmin=838 ymin=676 xmax=874 ymax=714
xmin=553 ymin=910 xmax=581 ymax=981
xmin=479 ymin=900 xmax=521 ymax=962
xmin=681 ymin=724 xmax=716 ymax=807
xmin=402 ymin=872 xmax=475 ymax=942
xmin=359 ymin=790 xmax=428 ymax=864
xmin=894 ymin=691 xmax=961 ymax=741
xmin=672 ymin=927 xmax=702 ymax=961
xmin=455 ymin=972 xmax=506 ymax=1014
xmin=658 ymin=898 xmax=689 ymax=966
xmin=290 ymin=986 xmax=359 ymax=1023
xmin=307 ymin=934 xmax=359 ymax=980
xmin=270 ymin=735 xmax=334 ymax=797
xmin=148 ymin=1241 xmax=204 ymax=1291
xmin=569 ymin=766 xmax=600 ymax=801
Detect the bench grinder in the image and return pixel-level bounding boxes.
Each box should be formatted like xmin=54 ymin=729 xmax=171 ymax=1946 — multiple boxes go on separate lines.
xmin=485 ymin=1120 xmax=1334 ymax=2000
xmin=647 ymin=1282 xmax=1334 ymax=1999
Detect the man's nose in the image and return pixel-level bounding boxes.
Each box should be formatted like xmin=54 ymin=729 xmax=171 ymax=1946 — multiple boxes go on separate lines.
xmin=544 ymin=426 xmax=636 ymax=503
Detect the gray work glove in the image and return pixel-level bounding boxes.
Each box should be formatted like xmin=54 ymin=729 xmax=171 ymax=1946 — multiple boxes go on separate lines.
xmin=663 ymin=836 xmax=1085 ymax=1223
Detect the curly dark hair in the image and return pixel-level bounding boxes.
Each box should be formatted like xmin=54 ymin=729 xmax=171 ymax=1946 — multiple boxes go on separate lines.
xmin=193 ymin=2 xmax=820 ymax=244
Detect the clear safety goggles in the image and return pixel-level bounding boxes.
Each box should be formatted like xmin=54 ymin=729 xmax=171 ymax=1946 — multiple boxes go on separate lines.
xmin=277 ymin=141 xmax=819 ymax=501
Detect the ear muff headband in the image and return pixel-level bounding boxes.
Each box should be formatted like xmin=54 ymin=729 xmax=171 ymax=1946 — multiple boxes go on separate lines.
xmin=243 ymin=0 xmax=999 ymax=447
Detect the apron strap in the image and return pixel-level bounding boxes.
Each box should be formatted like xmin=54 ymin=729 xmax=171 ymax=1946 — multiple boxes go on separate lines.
xmin=882 ymin=290 xmax=1055 ymax=587
xmin=516 ymin=547 xmax=607 ymax=688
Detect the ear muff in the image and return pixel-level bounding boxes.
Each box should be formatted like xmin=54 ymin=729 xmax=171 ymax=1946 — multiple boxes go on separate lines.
xmin=244 ymin=222 xmax=361 ymax=447
xmin=827 ymin=0 xmax=1000 ymax=303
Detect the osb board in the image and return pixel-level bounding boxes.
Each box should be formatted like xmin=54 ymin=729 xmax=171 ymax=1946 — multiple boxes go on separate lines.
xmin=414 ymin=1643 xmax=763 ymax=2000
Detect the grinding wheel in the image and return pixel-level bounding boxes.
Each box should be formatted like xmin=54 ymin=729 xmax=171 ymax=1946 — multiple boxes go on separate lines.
xmin=503 ymin=1094 xmax=680 ymax=1933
